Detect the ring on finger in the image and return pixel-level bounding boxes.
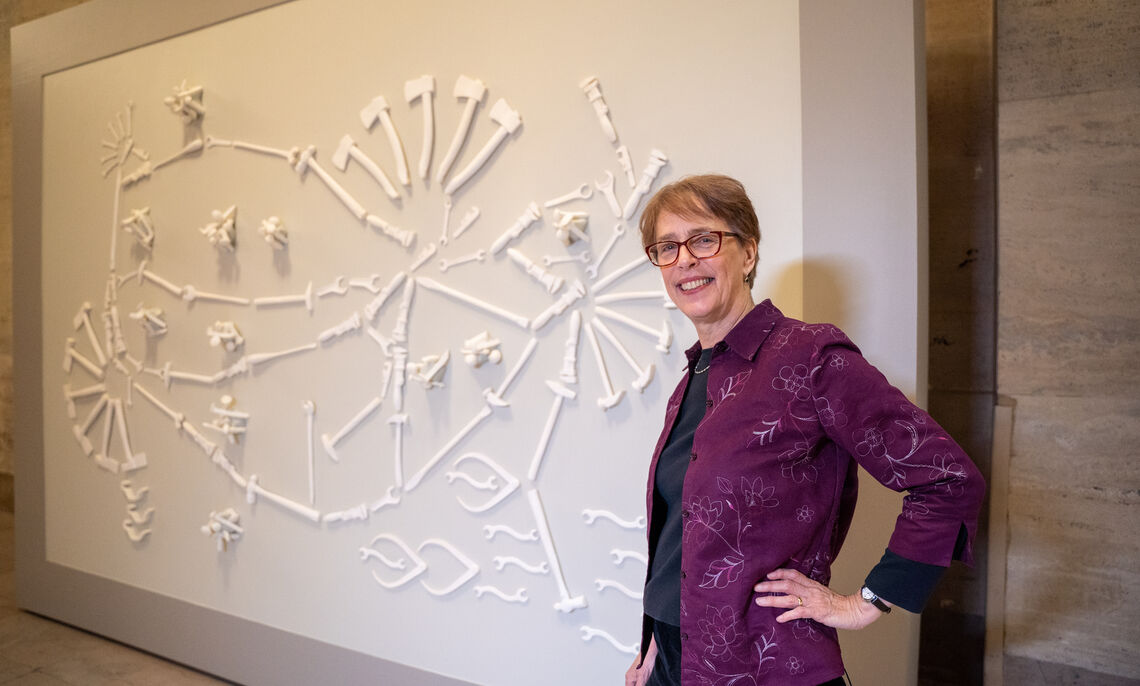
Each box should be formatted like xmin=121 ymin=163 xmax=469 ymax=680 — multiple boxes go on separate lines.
xmin=796 ymin=596 xmax=803 ymax=606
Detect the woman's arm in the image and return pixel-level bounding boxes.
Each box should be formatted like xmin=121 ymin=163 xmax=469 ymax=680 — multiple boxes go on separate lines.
xmin=625 ymin=635 xmax=657 ymax=686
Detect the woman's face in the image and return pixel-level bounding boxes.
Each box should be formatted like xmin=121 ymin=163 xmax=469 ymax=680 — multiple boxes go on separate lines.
xmin=653 ymin=210 xmax=757 ymax=332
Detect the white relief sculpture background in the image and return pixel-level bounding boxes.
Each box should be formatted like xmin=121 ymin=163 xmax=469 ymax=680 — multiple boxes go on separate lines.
xmin=37 ymin=3 xmax=804 ymax=684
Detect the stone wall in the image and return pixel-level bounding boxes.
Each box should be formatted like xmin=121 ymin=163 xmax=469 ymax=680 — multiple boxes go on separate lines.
xmin=1 ymin=0 xmax=96 ymax=511
xmin=996 ymin=0 xmax=1140 ymax=681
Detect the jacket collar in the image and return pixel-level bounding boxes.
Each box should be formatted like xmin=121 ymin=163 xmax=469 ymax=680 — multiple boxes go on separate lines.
xmin=684 ymin=299 xmax=784 ymax=369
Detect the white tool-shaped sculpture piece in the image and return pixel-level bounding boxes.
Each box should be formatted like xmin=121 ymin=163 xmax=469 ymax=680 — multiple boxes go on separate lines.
xmin=594 ymin=290 xmax=677 ymax=309
xmin=592 ymin=254 xmax=650 ymax=295
xmin=364 ymin=272 xmax=407 ymax=322
xmin=615 ymin=144 xmax=636 ymax=186
xmin=483 ymin=524 xmax=539 ymax=542
xmin=560 ymin=310 xmax=582 ymax=385
xmin=474 ymin=586 xmax=529 ymax=604
xmin=128 ymin=304 xmax=168 ymax=337
xmin=392 ymin=278 xmax=416 ymax=343
xmin=579 ymin=76 xmax=618 ymax=143
xmin=359 ymin=95 xmax=410 ymax=187
xmin=201 ymin=508 xmax=243 ymax=552
xmin=490 ymin=202 xmax=542 ymax=255
xmin=580 ymin=626 xmax=638 ymax=656
xmin=453 ymin=205 xmax=481 ymax=240
xmin=586 ymin=223 xmax=626 ymax=280
xmin=611 ymin=549 xmax=650 ymax=567
xmin=527 ymin=489 xmax=587 ymax=613
xmin=595 ymin=306 xmax=672 ymax=353
xmin=582 ymin=508 xmax=646 ymax=529
xmin=591 ymin=316 xmax=655 ymax=392
xmin=361 ymin=533 xmax=427 ymax=590
xmin=407 ymin=350 xmax=449 ymax=389
xmin=507 ymin=248 xmax=564 ymax=295
xmin=493 ymin=556 xmax=549 ymax=575
xmin=321 ymin=396 xmax=382 ymax=462
xmin=436 ymin=75 xmax=487 ymax=185
xmin=483 ymin=337 xmax=538 ymax=407
xmin=206 ymin=321 xmax=245 ymax=352
xmin=583 ymin=320 xmax=624 ymax=410
xmin=595 ymin=578 xmax=643 ymax=600
xmin=63 ymin=337 xmax=104 ymax=381
xmin=258 ymin=216 xmax=288 ymax=250
xmin=595 ymin=170 xmax=623 ymax=218
xmin=544 ymin=183 xmax=592 ymax=208
xmin=253 ymin=282 xmax=314 ymax=312
xmin=623 ymin=148 xmax=669 ymax=219
xmin=533 ymin=279 xmax=588 ymax=330
xmin=304 ymin=400 xmax=316 ymax=505
xmin=204 ymin=395 xmax=249 ymax=445
xmin=63 ymin=382 xmax=106 ymax=420
xmin=199 ymin=205 xmax=237 ymax=251
xmin=331 ymin=134 xmax=399 ymax=200
xmin=404 ymin=75 xmax=435 ymax=181
xmin=292 ymin=144 xmax=368 ymax=220
xmin=120 ymin=207 xmax=155 ymax=250
xmin=444 ymin=98 xmax=522 ymax=196
xmin=449 ymin=452 xmax=519 ymax=513
xmin=417 ymin=538 xmax=480 ymax=596
xmin=318 ymin=312 xmax=362 ymax=345
xmin=163 ymin=79 xmax=205 ymax=124
xmin=527 ymin=381 xmax=576 ymax=481
xmin=439 ymin=249 xmax=487 ymax=273
xmin=404 ymin=405 xmax=493 ymax=491
xmin=418 ymin=277 xmax=531 ymax=330
xmin=72 ymin=302 xmax=107 ymax=367
xmin=461 ymin=330 xmax=502 ymax=367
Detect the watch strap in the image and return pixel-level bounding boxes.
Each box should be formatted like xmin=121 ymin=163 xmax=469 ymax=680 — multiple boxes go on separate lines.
xmin=860 ymin=585 xmax=892 ymax=613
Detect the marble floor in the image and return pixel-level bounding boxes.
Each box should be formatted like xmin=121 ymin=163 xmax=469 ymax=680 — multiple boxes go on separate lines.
xmin=0 ymin=511 xmax=228 ymax=685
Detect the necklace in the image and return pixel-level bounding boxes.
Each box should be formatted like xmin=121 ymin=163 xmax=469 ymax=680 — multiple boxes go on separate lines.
xmin=693 ymin=352 xmax=713 ymax=374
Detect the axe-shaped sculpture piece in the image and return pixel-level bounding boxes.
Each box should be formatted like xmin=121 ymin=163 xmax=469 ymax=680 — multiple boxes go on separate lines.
xmin=360 ymin=95 xmax=410 ymax=186
xmin=331 ymin=134 xmax=399 ymax=201
xmin=443 ymin=98 xmax=522 ymax=197
xmin=435 ymin=75 xmax=487 ymax=185
xmin=404 ymin=75 xmax=435 ymax=181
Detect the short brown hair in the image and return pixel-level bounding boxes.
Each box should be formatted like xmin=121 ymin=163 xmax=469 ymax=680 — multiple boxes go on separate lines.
xmin=639 ymin=174 xmax=761 ymax=286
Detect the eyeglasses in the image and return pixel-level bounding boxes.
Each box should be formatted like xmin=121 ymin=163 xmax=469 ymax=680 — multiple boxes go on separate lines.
xmin=645 ymin=231 xmax=740 ymax=267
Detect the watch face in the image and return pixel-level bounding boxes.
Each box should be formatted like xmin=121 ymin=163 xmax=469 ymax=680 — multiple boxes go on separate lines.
xmin=861 ymin=586 xmax=875 ymax=602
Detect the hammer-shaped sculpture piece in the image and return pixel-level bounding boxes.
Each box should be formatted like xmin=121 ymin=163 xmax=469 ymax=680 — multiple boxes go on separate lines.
xmin=404 ymin=75 xmax=435 ymax=181
xmin=443 ymin=98 xmax=522 ymax=197
xmin=590 ymin=316 xmax=655 ymax=392
xmin=595 ymin=306 xmax=673 ymax=353
xmin=360 ymin=95 xmax=410 ymax=187
xmin=63 ymin=337 xmax=105 ymax=380
xmin=292 ymin=145 xmax=367 ymax=220
xmin=583 ymin=321 xmax=625 ymax=411
xmin=73 ymin=302 xmax=107 ymax=367
xmin=331 ymin=134 xmax=399 ymax=201
xmin=435 ymin=75 xmax=487 ymax=185
xmin=527 ymin=489 xmax=588 ymax=613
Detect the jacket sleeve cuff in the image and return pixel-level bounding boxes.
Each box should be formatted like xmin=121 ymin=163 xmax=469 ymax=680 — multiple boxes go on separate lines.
xmin=863 ymin=547 xmax=948 ymax=613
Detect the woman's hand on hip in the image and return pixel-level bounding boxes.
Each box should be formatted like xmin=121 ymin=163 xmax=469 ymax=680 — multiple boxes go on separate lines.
xmin=625 ymin=635 xmax=656 ymax=686
xmin=753 ymin=568 xmax=886 ymax=631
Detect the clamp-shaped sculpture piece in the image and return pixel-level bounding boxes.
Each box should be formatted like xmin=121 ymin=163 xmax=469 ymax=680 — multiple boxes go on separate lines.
xmin=361 ymin=533 xmax=427 ymax=590
xmin=417 ymin=538 xmax=480 ymax=596
xmin=449 ymin=452 xmax=520 ymax=513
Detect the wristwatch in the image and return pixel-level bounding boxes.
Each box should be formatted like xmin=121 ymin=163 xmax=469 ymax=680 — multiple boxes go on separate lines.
xmin=860 ymin=585 xmax=892 ymax=613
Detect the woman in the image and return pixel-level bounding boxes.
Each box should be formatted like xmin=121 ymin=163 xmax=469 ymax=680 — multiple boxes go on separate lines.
xmin=625 ymin=175 xmax=984 ymax=686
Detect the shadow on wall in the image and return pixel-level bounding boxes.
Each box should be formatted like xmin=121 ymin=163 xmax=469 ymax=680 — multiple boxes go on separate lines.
xmin=790 ymin=258 xmax=856 ymax=331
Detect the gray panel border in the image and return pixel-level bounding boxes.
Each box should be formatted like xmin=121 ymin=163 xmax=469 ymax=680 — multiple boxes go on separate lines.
xmin=14 ymin=1 xmax=926 ymax=684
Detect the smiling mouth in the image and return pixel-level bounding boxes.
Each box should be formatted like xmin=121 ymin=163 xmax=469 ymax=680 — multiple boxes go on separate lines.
xmin=679 ymin=277 xmax=712 ymax=292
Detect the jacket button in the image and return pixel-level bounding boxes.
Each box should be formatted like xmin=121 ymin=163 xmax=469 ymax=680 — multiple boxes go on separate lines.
xmin=680 ymin=571 xmax=687 ymax=579
xmin=689 ymin=451 xmax=697 ymax=461
xmin=705 ymin=399 xmax=713 ymax=408
xmin=681 ymin=633 xmax=689 ymax=641
xmin=681 ymin=510 xmax=690 ymax=518
xmin=714 ymin=342 xmax=727 ymax=352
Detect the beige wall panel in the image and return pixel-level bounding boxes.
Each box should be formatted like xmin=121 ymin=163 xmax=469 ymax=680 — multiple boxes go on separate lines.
xmin=1004 ymin=476 xmax=1139 ymax=677
xmin=997 ymin=0 xmax=1140 ymax=102
xmin=997 ymin=87 xmax=1140 ymax=396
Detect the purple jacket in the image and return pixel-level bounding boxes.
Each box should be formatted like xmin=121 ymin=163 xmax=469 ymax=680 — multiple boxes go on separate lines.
xmin=642 ymin=301 xmax=984 ymax=685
